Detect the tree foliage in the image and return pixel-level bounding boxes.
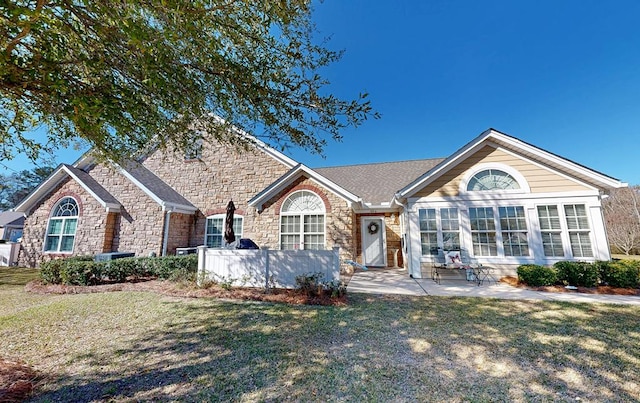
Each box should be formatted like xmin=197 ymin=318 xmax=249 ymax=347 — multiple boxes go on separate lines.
xmin=0 ymin=165 xmax=54 ymax=210
xmin=603 ymin=185 xmax=640 ymax=255
xmin=1 ymin=1 xmax=378 ymax=164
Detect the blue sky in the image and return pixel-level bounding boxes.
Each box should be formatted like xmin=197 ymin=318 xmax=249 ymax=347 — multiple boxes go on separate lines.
xmin=4 ymin=0 xmax=640 ymax=184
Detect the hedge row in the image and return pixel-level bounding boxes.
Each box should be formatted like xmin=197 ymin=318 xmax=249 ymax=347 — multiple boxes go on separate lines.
xmin=39 ymin=254 xmax=198 ymax=286
xmin=516 ymin=260 xmax=640 ymax=288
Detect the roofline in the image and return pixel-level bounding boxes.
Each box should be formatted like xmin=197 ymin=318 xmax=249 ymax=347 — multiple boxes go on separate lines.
xmin=248 ymin=163 xmax=363 ymax=211
xmin=399 ymin=128 xmax=626 ymax=198
xmin=72 ymin=118 xmax=299 ymax=172
xmin=115 ymin=164 xmax=197 ymax=214
xmin=13 ymin=164 xmax=122 ymax=214
xmin=229 ymin=126 xmax=298 ymax=169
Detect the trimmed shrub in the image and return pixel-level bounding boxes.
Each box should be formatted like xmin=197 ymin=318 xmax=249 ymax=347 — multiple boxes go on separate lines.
xmin=59 ymin=260 xmax=102 ymax=286
xmin=554 ymin=261 xmax=598 ymax=287
xmin=516 ymin=264 xmax=557 ymax=287
xmin=147 ymin=254 xmax=198 ymax=281
xmin=598 ymin=260 xmax=640 ymax=288
xmin=39 ymin=259 xmax=64 ymax=284
xmin=38 ymin=254 xmax=198 ymax=285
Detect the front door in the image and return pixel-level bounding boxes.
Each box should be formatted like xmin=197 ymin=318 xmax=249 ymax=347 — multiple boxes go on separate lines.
xmin=362 ymin=217 xmax=386 ymax=267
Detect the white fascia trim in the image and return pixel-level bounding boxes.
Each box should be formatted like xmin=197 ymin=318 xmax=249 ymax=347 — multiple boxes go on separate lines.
xmin=407 ymin=189 xmax=602 ymax=205
xmin=485 ymin=142 xmax=599 ymax=191
xmin=487 ymin=131 xmax=626 ymax=189
xmin=162 ymin=203 xmax=198 ymax=214
xmin=240 ymin=132 xmax=298 ymax=169
xmin=14 ymin=165 xmax=123 ymax=214
xmin=400 ymin=129 xmax=625 ymax=198
xmin=248 ymin=164 xmax=362 ymax=211
xmin=62 ymin=166 xmax=122 ymax=213
xmin=208 ymin=114 xmax=298 ymax=169
xmin=352 ymin=206 xmax=400 ymax=214
xmin=399 ymin=132 xmax=492 ymax=198
xmin=13 ymin=168 xmax=66 ymax=214
xmin=116 ymin=165 xmax=192 ymax=213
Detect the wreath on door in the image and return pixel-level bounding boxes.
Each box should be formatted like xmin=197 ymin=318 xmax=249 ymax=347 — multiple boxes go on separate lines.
xmin=367 ymin=221 xmax=380 ymax=235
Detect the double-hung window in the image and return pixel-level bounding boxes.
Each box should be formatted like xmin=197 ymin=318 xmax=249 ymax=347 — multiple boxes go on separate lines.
xmin=469 ymin=207 xmax=497 ymax=256
xmin=418 ymin=208 xmax=460 ymax=255
xmin=419 ymin=209 xmax=437 ymax=255
xmin=44 ymin=197 xmax=79 ymax=253
xmin=564 ymin=204 xmax=593 ymax=257
xmin=440 ymin=208 xmax=460 ymax=250
xmin=537 ymin=205 xmax=565 ymax=257
xmin=499 ymin=206 xmax=529 ymax=256
xmin=205 ymin=214 xmax=243 ymax=248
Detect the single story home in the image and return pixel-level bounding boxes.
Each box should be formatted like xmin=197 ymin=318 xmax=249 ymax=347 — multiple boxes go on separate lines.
xmin=14 ymin=128 xmax=625 ymax=278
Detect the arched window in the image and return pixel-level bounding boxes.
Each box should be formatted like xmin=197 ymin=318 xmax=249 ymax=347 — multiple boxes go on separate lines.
xmin=280 ymin=190 xmax=325 ymax=250
xmin=205 ymin=214 xmax=243 ymax=248
xmin=467 ymin=169 xmax=521 ymax=191
xmin=44 ymin=197 xmax=79 ymax=252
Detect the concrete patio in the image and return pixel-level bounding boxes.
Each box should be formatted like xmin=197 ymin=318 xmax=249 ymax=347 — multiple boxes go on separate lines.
xmin=346 ymin=267 xmax=640 ymax=306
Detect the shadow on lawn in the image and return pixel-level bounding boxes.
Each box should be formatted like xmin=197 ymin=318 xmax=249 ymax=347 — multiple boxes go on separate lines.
xmin=30 ymin=295 xmax=640 ymax=402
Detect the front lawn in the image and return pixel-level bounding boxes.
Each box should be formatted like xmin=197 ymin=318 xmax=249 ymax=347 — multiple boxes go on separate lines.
xmin=1 ymin=267 xmax=639 ymax=402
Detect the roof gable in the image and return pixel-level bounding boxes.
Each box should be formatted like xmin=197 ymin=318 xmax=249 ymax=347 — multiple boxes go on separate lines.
xmin=118 ymin=162 xmax=197 ymax=214
xmin=399 ymin=129 xmax=626 ymax=198
xmin=248 ymin=164 xmax=362 ymax=212
xmin=13 ymin=164 xmax=122 ymax=214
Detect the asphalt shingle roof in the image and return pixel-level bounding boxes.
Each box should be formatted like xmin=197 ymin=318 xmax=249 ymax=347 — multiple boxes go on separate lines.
xmin=122 ymin=162 xmax=196 ymax=209
xmin=314 ymin=158 xmax=445 ymax=205
xmin=64 ymin=164 xmax=121 ymax=206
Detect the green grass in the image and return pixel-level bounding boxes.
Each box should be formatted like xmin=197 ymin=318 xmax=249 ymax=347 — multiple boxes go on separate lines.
xmin=612 ymin=254 xmax=640 ymax=260
xmin=1 ymin=268 xmax=639 ymax=402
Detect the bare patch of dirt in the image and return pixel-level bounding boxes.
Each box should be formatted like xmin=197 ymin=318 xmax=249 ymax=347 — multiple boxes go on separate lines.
xmin=500 ymin=276 xmax=640 ymax=296
xmin=25 ymin=279 xmax=348 ymax=306
xmin=0 ymin=358 xmax=36 ymax=402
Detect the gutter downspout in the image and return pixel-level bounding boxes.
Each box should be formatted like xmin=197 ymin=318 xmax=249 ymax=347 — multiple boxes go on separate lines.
xmin=162 ymin=209 xmax=172 ymax=257
xmin=392 ymin=194 xmax=412 ymax=276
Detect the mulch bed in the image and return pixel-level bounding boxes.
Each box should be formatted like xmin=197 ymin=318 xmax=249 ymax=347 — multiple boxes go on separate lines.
xmin=500 ymin=276 xmax=640 ymax=296
xmin=0 ymin=359 xmax=36 ymax=403
xmin=24 ymin=279 xmax=348 ymax=306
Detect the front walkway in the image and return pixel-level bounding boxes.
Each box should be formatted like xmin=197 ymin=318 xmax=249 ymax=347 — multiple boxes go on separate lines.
xmin=347 ymin=268 xmax=640 ymax=306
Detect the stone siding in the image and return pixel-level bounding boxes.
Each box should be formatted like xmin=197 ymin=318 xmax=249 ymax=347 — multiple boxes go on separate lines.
xmin=141 ymin=141 xmax=292 ymax=250
xmin=19 ymin=137 xmax=360 ymax=267
xmin=18 ymin=178 xmax=112 ymax=267
xmin=255 ymin=176 xmax=356 ymax=267
xmin=89 ymin=164 xmax=165 ymax=256
xmin=165 ymin=212 xmax=193 ymax=254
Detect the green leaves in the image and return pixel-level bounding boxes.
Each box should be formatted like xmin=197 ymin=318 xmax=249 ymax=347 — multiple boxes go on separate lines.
xmin=1 ymin=0 xmax=379 ymax=165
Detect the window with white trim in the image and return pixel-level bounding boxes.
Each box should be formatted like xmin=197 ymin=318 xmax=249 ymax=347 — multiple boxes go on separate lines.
xmin=205 ymin=214 xmax=243 ymax=248
xmin=537 ymin=205 xmax=565 ymax=257
xmin=467 ymin=169 xmax=521 ymax=191
xmin=419 ymin=209 xmax=437 ymax=255
xmin=499 ymin=206 xmax=529 ymax=256
xmin=564 ymin=204 xmax=593 ymax=257
xmin=418 ymin=208 xmax=460 ymax=255
xmin=280 ymin=190 xmax=325 ymax=250
xmin=441 ymin=208 xmax=460 ymax=250
xmin=469 ymin=207 xmax=497 ymax=256
xmin=44 ymin=197 xmax=79 ymax=252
